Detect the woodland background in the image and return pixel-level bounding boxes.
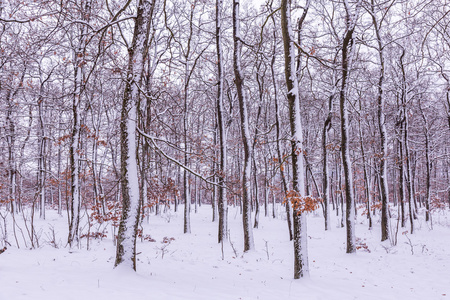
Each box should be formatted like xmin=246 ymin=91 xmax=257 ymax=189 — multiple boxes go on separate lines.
xmin=0 ymin=0 xmax=449 ymax=281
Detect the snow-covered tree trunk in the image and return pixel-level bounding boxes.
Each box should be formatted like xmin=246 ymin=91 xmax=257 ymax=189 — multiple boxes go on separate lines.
xmin=5 ymin=84 xmax=17 ymax=214
xmin=418 ymin=100 xmax=431 ymax=222
xmin=3 ymin=16 xmax=27 ymax=215
xmin=216 ymin=0 xmax=228 ymax=243
xmin=183 ymin=74 xmax=191 ymax=234
xmin=441 ymin=73 xmax=450 ymax=207
xmin=280 ymin=0 xmax=309 ymax=279
xmin=68 ymin=0 xmax=91 ymax=246
xmin=194 ymin=177 xmax=199 ymax=213
xmin=340 ymin=0 xmax=360 ymax=254
xmin=91 ymin=110 xmax=101 ymax=214
xmin=141 ymin=93 xmax=152 ymax=222
xmin=447 ymin=149 xmax=450 ymax=209
xmin=369 ymin=0 xmax=389 ymax=242
xmin=252 ymin=48 xmax=265 ymax=229
xmin=424 ymin=119 xmax=431 ymax=223
xmin=6 ymin=89 xmax=17 ymax=214
xmin=68 ymin=61 xmax=81 ymax=245
xmin=212 ymin=126 xmax=218 ymax=222
xmin=38 ymin=89 xmax=47 ymax=220
xmin=442 ymin=73 xmax=450 ymax=130
xmin=180 ymin=0 xmax=204 ymax=234
xmin=399 ymin=48 xmax=415 ymax=234
xmin=264 ymin=154 xmax=269 ymax=217
xmin=397 ymin=128 xmax=406 ymax=228
xmin=253 ymin=160 xmax=259 ymax=229
xmin=269 ymin=5 xmax=293 ymax=240
xmin=357 ymin=99 xmax=372 ymax=229
xmin=322 ymin=85 xmax=334 ymax=231
xmin=115 ymin=0 xmax=154 ymax=270
xmin=233 ymin=0 xmax=254 ymax=252
xmin=57 ymin=110 xmax=63 ymax=215
xmin=404 ymin=117 xmax=415 ymax=233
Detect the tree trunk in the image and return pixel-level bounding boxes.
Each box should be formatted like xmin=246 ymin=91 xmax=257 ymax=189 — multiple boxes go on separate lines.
xmin=253 ymin=160 xmax=259 ymax=229
xmin=322 ymin=88 xmax=334 ymax=230
xmin=216 ymin=0 xmax=228 ymax=242
xmin=57 ymin=113 xmax=63 ymax=215
xmin=370 ymin=0 xmax=390 ymax=241
xmin=38 ymin=91 xmax=47 ymax=220
xmin=264 ymin=155 xmax=269 ymax=217
xmin=397 ymin=132 xmax=406 ymax=228
xmin=357 ymin=99 xmax=372 ymax=229
xmin=339 ymin=1 xmax=359 ymax=254
xmin=419 ymin=100 xmax=431 ymax=222
xmin=115 ymin=0 xmax=154 ymax=270
xmin=269 ymin=4 xmax=293 ymax=241
xmin=233 ymin=0 xmax=254 ymax=252
xmin=281 ymin=0 xmax=310 ymax=279
xmin=68 ymin=0 xmax=92 ymax=246
xmin=404 ymin=120 xmax=415 ymax=234
xmin=399 ymin=49 xmax=414 ymax=234
xmin=212 ymin=123 xmax=218 ymax=222
xmin=6 ymin=89 xmax=17 ymax=214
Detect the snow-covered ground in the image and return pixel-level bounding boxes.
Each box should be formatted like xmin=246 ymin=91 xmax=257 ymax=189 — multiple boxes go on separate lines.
xmin=1 ymin=204 xmax=449 ymax=300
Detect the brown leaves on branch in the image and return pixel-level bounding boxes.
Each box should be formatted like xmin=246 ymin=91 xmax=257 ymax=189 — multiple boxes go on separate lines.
xmin=284 ymin=190 xmax=320 ymax=214
xmin=90 ymin=201 xmax=121 ymax=227
xmin=355 ymin=238 xmax=370 ymax=253
xmin=430 ymin=196 xmax=446 ymax=211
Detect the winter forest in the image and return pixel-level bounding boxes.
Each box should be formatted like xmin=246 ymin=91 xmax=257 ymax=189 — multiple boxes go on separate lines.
xmin=1 ymin=0 xmax=449 ymax=299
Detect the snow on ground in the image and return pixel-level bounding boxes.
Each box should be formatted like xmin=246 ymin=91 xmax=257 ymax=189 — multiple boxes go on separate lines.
xmin=1 ymin=205 xmax=449 ymax=300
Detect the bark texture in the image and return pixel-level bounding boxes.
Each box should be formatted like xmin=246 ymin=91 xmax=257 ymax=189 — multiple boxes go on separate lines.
xmin=115 ymin=0 xmax=154 ymax=270
xmin=233 ymin=0 xmax=254 ymax=252
xmin=281 ymin=0 xmax=309 ymax=278
xmin=216 ymin=0 xmax=228 ymax=243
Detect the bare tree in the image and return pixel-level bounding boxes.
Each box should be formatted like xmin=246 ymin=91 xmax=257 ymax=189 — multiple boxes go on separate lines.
xmin=216 ymin=0 xmax=228 ymax=243
xmin=233 ymin=0 xmax=254 ymax=252
xmin=366 ymin=0 xmax=392 ymax=241
xmin=339 ymin=0 xmax=361 ymax=254
xmin=280 ymin=0 xmax=310 ymax=278
xmin=115 ymin=0 xmax=154 ymax=270
xmin=68 ymin=0 xmax=92 ymax=247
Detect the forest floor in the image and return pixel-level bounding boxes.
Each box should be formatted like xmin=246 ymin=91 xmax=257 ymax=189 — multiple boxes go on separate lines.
xmin=1 ymin=204 xmax=449 ymax=300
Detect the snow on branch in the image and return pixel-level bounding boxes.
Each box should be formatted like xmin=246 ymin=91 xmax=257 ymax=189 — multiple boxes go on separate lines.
xmin=137 ymin=128 xmax=223 ymax=188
